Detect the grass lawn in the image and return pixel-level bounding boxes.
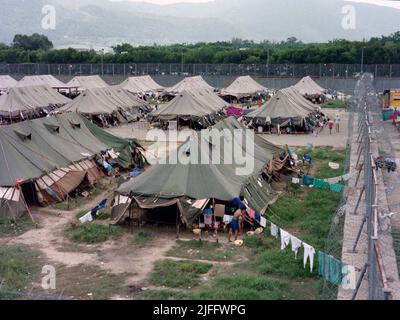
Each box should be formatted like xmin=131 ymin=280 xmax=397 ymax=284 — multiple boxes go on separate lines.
xmin=149 ymin=260 xmax=213 ymax=289
xmin=66 ymin=223 xmax=122 ymax=244
xmin=0 ymin=245 xmax=43 ymax=299
xmin=322 ymin=100 xmax=347 ymax=109
xmin=141 ymin=147 xmax=346 ymax=300
xmin=131 ymin=231 xmax=155 ymax=247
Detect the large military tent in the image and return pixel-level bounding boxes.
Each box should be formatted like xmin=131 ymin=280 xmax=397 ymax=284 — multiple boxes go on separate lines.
xmin=16 ymin=75 xmax=73 ymax=89
xmin=59 ymin=87 xmax=150 ymax=124
xmin=66 ymin=75 xmax=109 ymax=91
xmin=0 ymin=112 xmax=143 ymax=218
xmin=0 ymin=75 xmax=17 ymax=93
xmin=0 ymin=85 xmax=72 ymax=119
xmin=168 ymin=76 xmax=215 ymax=94
xmin=118 ymin=76 xmax=165 ymax=95
xmin=245 ymin=87 xmax=318 ymax=130
xmin=220 ymin=76 xmax=268 ymax=99
xmin=149 ymin=90 xmax=226 ymax=128
xmin=294 ymin=76 xmax=327 ymax=101
xmin=112 ymin=117 xmax=285 ymax=225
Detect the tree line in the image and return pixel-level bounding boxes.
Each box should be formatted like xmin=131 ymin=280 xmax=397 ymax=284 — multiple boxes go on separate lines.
xmin=1 ymin=33 xmax=400 ymax=65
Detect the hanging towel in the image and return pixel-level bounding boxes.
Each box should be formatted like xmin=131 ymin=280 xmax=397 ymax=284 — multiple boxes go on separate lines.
xmin=271 ymin=223 xmax=279 ymax=238
xmin=303 ymin=176 xmax=315 ymax=186
xmin=314 ymin=179 xmax=329 ymax=190
xmin=280 ymin=229 xmax=291 ymax=250
xmin=330 ymin=184 xmax=344 ymax=193
xmin=223 ymin=215 xmax=233 ymax=224
xmin=260 ymin=216 xmax=267 ymax=228
xmin=291 ymin=236 xmax=303 ymax=259
xmin=319 ymin=252 xmax=345 ymax=285
xmin=292 ymin=177 xmax=301 ymax=184
xmin=79 ymin=212 xmax=93 ymax=224
xmin=204 ymin=214 xmax=213 ymax=226
xmin=303 ymin=242 xmax=316 ymax=272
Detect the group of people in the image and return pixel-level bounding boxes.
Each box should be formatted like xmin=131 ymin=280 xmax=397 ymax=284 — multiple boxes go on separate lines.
xmin=327 ymin=114 xmax=341 ymax=135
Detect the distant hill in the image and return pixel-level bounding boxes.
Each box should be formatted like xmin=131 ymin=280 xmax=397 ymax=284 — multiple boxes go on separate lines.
xmin=0 ymin=0 xmax=399 ymax=47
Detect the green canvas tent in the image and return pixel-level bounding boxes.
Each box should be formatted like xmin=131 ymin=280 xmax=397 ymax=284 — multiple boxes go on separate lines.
xmin=0 ymin=113 xmax=144 ymax=214
xmin=220 ymin=76 xmax=268 ymax=99
xmin=245 ymin=87 xmax=318 ymax=129
xmin=118 ymin=76 xmax=165 ymax=95
xmin=112 ymin=117 xmax=283 ymax=224
xmin=167 ymin=76 xmax=215 ymax=94
xmin=66 ymin=75 xmax=108 ymax=91
xmin=0 ymin=85 xmax=71 ymax=118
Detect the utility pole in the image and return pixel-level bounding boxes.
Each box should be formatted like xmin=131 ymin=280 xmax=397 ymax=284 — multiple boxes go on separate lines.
xmin=361 ymin=47 xmax=365 ymax=74
xmin=101 ymin=48 xmax=104 ymax=76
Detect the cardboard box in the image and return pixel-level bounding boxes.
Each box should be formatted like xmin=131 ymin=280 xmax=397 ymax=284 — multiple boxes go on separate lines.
xmin=214 ymin=204 xmax=226 ymax=218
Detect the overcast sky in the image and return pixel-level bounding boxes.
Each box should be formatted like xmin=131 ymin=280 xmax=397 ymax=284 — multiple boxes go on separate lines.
xmin=116 ymin=0 xmax=400 ymax=9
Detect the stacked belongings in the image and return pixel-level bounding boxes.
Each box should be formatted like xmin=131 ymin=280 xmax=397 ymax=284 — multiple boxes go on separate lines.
xmin=294 ymin=76 xmax=328 ymax=104
xmin=111 ymin=117 xmax=289 ymax=230
xmin=0 ymin=112 xmax=146 ymax=211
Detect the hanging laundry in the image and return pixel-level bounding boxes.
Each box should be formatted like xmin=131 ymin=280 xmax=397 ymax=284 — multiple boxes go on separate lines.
xmin=314 ymin=179 xmax=329 ymax=190
xmin=290 ymin=236 xmax=303 ymax=259
xmin=318 ymin=252 xmax=345 ymax=286
xmin=342 ymin=173 xmax=351 ymax=182
xmin=330 ymin=184 xmax=344 ymax=193
xmin=79 ymin=212 xmax=93 ymax=224
xmin=247 ymin=208 xmax=256 ymax=219
xmin=223 ymin=215 xmax=233 ymax=224
xmin=204 ymin=214 xmax=213 ymax=226
xmin=280 ymin=229 xmax=291 ymax=250
xmin=271 ymin=223 xmax=279 ymax=238
xmin=303 ymin=242 xmax=316 ymax=272
xmin=292 ymin=177 xmax=301 ymax=184
xmin=260 ymin=216 xmax=267 ymax=228
xmin=303 ymin=176 xmax=315 ymax=186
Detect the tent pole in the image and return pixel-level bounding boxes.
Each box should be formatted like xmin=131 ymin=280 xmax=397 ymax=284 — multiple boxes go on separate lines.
xmin=19 ymin=187 xmax=36 ymax=227
xmin=213 ymin=198 xmax=219 ymax=244
xmin=176 ymin=205 xmax=180 ymax=240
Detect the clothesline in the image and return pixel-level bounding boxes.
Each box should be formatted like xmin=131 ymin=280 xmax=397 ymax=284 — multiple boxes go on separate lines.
xmin=258 ymin=209 xmax=352 ymax=286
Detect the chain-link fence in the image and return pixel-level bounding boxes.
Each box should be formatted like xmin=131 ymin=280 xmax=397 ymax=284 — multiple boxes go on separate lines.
xmin=1 ymin=63 xmax=400 ymax=78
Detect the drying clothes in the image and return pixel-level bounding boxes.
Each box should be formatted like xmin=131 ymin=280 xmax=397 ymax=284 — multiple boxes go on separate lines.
xmin=79 ymin=212 xmax=93 ymax=224
xmin=330 ymin=183 xmax=344 ymax=193
xmin=291 ymin=236 xmax=303 ymax=259
xmin=223 ymin=215 xmax=233 ymax=224
xmin=314 ymin=179 xmax=329 ymax=190
xmin=303 ymin=176 xmax=315 ymax=186
xmin=280 ymin=229 xmax=291 ymax=250
xmin=203 ymin=208 xmax=213 ymax=216
xmin=342 ymin=173 xmax=351 ymax=182
xmin=247 ymin=208 xmax=256 ymax=220
xmin=292 ymin=177 xmax=301 ymax=184
xmin=44 ymin=187 xmax=58 ymax=200
xmin=260 ymin=217 xmax=267 ymax=228
xmin=232 ymin=198 xmax=245 ymax=209
xmin=318 ymin=252 xmax=345 ymax=285
xmin=271 ymin=223 xmax=279 ymax=238
xmin=303 ymin=242 xmax=316 ymax=272
xmin=204 ymin=214 xmax=213 ymax=226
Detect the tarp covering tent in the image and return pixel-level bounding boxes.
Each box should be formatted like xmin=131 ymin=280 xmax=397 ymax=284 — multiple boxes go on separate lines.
xmin=245 ymin=88 xmax=317 ymax=129
xmin=168 ymin=76 xmax=215 ymax=94
xmin=118 ymin=76 xmax=165 ymax=95
xmin=220 ymin=76 xmax=268 ymax=99
xmin=149 ymin=90 xmax=226 ymax=128
xmin=112 ymin=117 xmax=283 ymax=224
xmin=16 ymin=75 xmax=72 ymax=89
xmin=0 ymin=112 xmax=143 ymax=211
xmin=66 ymin=75 xmax=109 ymax=91
xmin=58 ymin=87 xmax=150 ymax=120
xmin=0 ymin=75 xmax=17 ymax=93
xmin=294 ymin=76 xmax=327 ymax=100
xmin=0 ymin=85 xmax=71 ymax=118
